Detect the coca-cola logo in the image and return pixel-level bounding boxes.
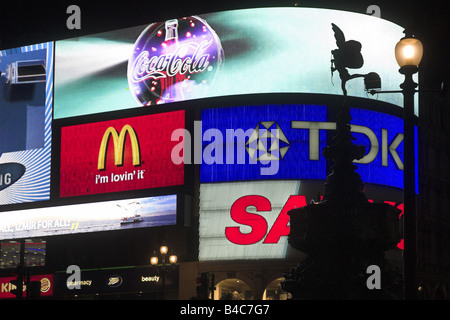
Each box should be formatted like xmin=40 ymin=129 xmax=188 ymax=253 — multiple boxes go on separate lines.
xmin=128 ymin=16 xmax=223 ymax=106
xmin=130 ymin=39 xmax=213 ymax=83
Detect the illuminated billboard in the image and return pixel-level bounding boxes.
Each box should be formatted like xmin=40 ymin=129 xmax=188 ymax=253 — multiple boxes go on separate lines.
xmin=199 ymin=182 xmax=403 ymax=261
xmin=0 ymin=42 xmax=54 ymax=205
xmin=199 ymin=181 xmax=302 ymax=260
xmin=0 ymin=274 xmax=53 ymax=299
xmin=199 ymin=104 xmax=404 ymax=189
xmin=0 ymin=194 xmax=177 ymax=241
xmin=59 ymin=110 xmax=184 ymax=197
xmin=54 ymin=7 xmax=408 ymax=119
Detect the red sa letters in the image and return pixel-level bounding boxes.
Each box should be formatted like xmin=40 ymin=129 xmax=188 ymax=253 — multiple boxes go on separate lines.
xmin=225 ymin=195 xmax=307 ymax=245
xmin=226 ymin=195 xmax=404 ymax=249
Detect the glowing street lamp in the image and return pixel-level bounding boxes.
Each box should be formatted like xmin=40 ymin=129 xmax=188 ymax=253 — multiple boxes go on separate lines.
xmin=150 ymin=254 xmax=159 ymax=266
xmin=169 ymin=252 xmax=178 ymax=264
xmin=395 ymin=36 xmax=423 ymax=69
xmin=150 ymin=245 xmax=178 ymax=299
xmin=159 ymin=245 xmax=168 ymax=255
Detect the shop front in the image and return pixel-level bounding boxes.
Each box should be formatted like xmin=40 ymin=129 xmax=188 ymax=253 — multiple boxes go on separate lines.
xmin=53 ymin=265 xmax=179 ymax=300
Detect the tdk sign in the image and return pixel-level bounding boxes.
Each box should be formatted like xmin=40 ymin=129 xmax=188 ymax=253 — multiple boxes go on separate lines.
xmin=200 ymin=104 xmax=405 ymax=189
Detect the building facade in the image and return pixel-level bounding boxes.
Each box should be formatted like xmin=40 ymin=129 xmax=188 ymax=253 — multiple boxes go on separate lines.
xmin=0 ymin=4 xmax=448 ymax=300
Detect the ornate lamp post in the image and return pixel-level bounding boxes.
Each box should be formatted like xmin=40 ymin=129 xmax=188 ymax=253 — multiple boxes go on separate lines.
xmin=365 ymin=31 xmax=424 ymax=299
xmin=151 ymin=245 xmax=177 ymax=300
xmin=394 ymin=32 xmax=423 ymax=300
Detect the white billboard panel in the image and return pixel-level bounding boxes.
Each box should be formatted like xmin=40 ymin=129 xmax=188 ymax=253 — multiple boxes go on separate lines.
xmin=54 ymin=7 xmax=412 ymax=119
xmin=199 ymin=181 xmax=301 ymax=260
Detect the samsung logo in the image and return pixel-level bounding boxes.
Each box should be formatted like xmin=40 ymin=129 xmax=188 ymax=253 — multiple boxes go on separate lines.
xmin=0 ymin=163 xmax=25 ymax=191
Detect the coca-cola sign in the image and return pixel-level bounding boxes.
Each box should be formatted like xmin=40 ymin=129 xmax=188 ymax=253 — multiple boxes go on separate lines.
xmin=128 ymin=16 xmax=224 ymax=106
xmin=131 ymin=39 xmax=213 ymax=82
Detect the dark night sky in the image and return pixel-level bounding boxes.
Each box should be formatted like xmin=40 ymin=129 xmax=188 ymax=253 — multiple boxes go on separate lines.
xmin=0 ymin=0 xmax=448 ymax=88
xmin=0 ymin=1 xmax=447 ymax=42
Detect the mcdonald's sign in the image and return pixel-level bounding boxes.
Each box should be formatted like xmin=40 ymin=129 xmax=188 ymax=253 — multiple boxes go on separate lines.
xmin=97 ymin=124 xmax=141 ymax=170
xmin=59 ymin=110 xmax=184 ymax=197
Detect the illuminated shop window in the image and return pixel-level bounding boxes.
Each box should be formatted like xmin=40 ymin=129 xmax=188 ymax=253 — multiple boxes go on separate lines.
xmin=263 ymin=277 xmax=291 ymax=300
xmin=24 ymin=239 xmax=46 ymax=267
xmin=0 ymin=239 xmax=46 ymax=269
xmin=0 ymin=241 xmax=21 ymax=269
xmin=213 ymin=278 xmax=253 ymax=300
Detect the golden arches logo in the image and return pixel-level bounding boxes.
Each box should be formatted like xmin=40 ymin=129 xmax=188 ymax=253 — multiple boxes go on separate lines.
xmin=98 ymin=124 xmax=141 ymax=170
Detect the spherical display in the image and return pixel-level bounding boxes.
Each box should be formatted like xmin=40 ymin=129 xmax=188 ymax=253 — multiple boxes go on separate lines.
xmin=128 ymin=16 xmax=224 ymax=106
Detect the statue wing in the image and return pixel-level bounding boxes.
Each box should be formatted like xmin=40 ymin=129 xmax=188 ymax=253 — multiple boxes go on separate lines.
xmin=331 ymin=23 xmax=345 ymax=49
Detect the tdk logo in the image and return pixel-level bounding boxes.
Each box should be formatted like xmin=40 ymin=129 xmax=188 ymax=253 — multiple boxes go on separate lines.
xmin=246 ymin=121 xmax=290 ymax=161
xmin=173 ymin=120 xmax=403 ymax=172
xmin=196 ymin=105 xmax=406 ymax=188
xmin=291 ymin=121 xmax=403 ymax=170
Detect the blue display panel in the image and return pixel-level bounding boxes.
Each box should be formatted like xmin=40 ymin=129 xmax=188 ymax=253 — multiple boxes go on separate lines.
xmin=200 ymin=104 xmax=328 ymax=182
xmin=0 ymin=42 xmax=54 ymax=205
xmin=200 ymin=104 xmax=405 ymax=189
xmin=350 ymin=108 xmax=404 ymax=189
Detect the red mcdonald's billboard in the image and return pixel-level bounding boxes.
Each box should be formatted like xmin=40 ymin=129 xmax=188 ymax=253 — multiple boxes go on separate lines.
xmin=60 ymin=110 xmax=184 ymax=197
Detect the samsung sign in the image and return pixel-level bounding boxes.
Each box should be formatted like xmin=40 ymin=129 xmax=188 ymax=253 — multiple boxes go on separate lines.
xmin=199 ymin=104 xmax=404 ymax=189
xmin=0 ymin=42 xmax=54 ymax=205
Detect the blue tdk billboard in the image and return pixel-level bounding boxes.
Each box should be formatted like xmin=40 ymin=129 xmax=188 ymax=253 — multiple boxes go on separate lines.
xmin=200 ymin=104 xmax=405 ymax=189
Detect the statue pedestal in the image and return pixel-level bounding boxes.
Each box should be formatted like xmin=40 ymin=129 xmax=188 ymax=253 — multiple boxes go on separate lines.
xmin=282 ymin=201 xmax=401 ymax=299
